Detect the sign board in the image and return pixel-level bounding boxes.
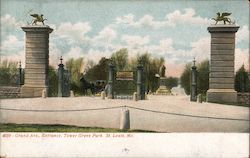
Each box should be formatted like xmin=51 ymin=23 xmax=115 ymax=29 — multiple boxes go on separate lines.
xmin=116 ymin=71 xmax=133 ymax=80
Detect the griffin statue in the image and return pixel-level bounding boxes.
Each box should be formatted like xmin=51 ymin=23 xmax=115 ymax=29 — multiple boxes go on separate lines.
xmin=212 ymin=12 xmax=234 ymax=25
xmin=30 ymin=14 xmax=47 ymax=25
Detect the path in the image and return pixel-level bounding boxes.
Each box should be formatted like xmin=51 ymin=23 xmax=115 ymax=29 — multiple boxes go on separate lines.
xmin=0 ymin=95 xmax=249 ymax=132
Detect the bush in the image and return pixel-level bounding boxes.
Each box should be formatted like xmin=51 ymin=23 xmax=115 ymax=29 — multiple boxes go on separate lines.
xmin=180 ymin=60 xmax=209 ymax=95
xmin=235 ymin=65 xmax=250 ymax=92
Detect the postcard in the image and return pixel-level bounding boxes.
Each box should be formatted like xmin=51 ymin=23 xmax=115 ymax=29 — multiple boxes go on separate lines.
xmin=0 ymin=0 xmax=249 ymax=157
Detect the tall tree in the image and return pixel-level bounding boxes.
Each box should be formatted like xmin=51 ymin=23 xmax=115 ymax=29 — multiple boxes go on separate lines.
xmin=197 ymin=60 xmax=209 ymax=95
xmin=180 ymin=60 xmax=209 ymax=95
xmin=235 ymin=65 xmax=250 ymax=92
xmin=85 ymin=57 xmax=109 ymax=82
xmin=111 ymin=48 xmax=129 ymax=71
xmin=135 ymin=53 xmax=165 ymax=92
xmin=180 ymin=63 xmax=191 ymax=95
xmin=0 ymin=59 xmax=19 ymax=85
xmin=165 ymin=77 xmax=178 ymax=89
xmin=65 ymin=57 xmax=84 ymax=86
xmin=48 ymin=65 xmax=58 ymax=97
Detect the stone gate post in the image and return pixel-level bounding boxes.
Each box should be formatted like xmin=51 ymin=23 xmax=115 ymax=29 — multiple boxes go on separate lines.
xmin=58 ymin=57 xmax=64 ymax=97
xmin=137 ymin=64 xmax=143 ymax=100
xmin=107 ymin=63 xmax=115 ymax=99
xmin=207 ymin=25 xmax=239 ymax=103
xmin=190 ymin=58 xmax=197 ymax=102
xmin=20 ymin=25 xmax=53 ymax=97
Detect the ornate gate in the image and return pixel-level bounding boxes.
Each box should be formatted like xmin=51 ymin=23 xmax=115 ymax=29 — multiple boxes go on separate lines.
xmin=113 ymin=71 xmax=136 ymax=99
xmin=107 ymin=63 xmax=146 ymax=100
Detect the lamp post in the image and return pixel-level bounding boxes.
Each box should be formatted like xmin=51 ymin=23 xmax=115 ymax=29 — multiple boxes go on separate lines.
xmin=58 ymin=56 xmax=64 ymax=97
xmin=19 ymin=61 xmax=22 ymax=86
xmin=190 ymin=58 xmax=197 ymax=102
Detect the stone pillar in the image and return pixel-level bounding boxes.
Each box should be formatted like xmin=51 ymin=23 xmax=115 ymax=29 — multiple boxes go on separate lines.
xmin=207 ymin=25 xmax=239 ymax=103
xmin=18 ymin=61 xmax=22 ymax=86
xmin=58 ymin=57 xmax=64 ymax=97
xmin=137 ymin=64 xmax=143 ymax=100
xmin=20 ymin=25 xmax=53 ymax=97
xmin=190 ymin=59 xmax=197 ymax=102
xmin=101 ymin=91 xmax=105 ymax=99
xmin=107 ymin=63 xmax=115 ymax=99
xmin=120 ymin=107 xmax=130 ymax=130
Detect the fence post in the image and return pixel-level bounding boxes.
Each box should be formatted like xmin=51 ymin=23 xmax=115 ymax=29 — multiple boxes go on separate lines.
xmin=197 ymin=94 xmax=202 ymax=103
xmin=133 ymin=92 xmax=138 ymax=101
xmin=190 ymin=58 xmax=197 ymax=102
xmin=108 ymin=62 xmax=115 ymax=99
xmin=101 ymin=91 xmax=105 ymax=99
xmin=58 ymin=56 xmax=64 ymax=97
xmin=120 ymin=106 xmax=130 ymax=130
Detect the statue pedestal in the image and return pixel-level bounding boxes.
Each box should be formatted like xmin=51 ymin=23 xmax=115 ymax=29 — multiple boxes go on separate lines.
xmin=206 ymin=25 xmax=239 ymax=103
xmin=156 ymin=77 xmax=171 ymax=95
xmin=20 ymin=25 xmax=53 ymax=97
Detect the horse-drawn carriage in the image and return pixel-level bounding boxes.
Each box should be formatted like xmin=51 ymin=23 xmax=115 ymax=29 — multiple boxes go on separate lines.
xmin=79 ymin=77 xmax=106 ymax=95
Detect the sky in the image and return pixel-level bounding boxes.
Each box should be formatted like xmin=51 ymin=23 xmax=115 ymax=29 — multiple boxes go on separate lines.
xmin=0 ymin=0 xmax=249 ymax=77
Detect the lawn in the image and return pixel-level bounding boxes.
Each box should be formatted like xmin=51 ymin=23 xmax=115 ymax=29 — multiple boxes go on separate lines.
xmin=0 ymin=123 xmax=156 ymax=132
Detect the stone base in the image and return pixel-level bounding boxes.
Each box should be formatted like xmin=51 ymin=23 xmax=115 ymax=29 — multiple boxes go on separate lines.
xmin=207 ymin=89 xmax=237 ymax=104
xmin=20 ymin=85 xmax=47 ymax=98
xmin=156 ymin=86 xmax=171 ymax=95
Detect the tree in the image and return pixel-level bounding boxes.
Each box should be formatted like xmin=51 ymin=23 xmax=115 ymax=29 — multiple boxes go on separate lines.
xmin=85 ymin=57 xmax=109 ymax=82
xmin=165 ymin=77 xmax=178 ymax=89
xmin=180 ymin=60 xmax=209 ymax=95
xmin=48 ymin=66 xmax=58 ymax=97
xmin=111 ymin=48 xmax=128 ymax=71
xmin=197 ymin=60 xmax=209 ymax=95
xmin=65 ymin=58 xmax=84 ymax=95
xmin=180 ymin=63 xmax=191 ymax=95
xmin=65 ymin=57 xmax=84 ymax=86
xmin=0 ymin=59 xmax=19 ymax=86
xmin=135 ymin=53 xmax=165 ymax=92
xmin=235 ymin=65 xmax=250 ymax=92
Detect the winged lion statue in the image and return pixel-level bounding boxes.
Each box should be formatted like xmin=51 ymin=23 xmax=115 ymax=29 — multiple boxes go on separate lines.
xmin=30 ymin=14 xmax=47 ymax=25
xmin=212 ymin=12 xmax=235 ymax=25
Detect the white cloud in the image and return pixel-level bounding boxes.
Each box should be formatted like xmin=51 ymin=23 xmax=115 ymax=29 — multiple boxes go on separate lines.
xmin=98 ymin=27 xmax=117 ymax=41
xmin=116 ymin=14 xmax=172 ymax=29
xmin=85 ymin=49 xmax=112 ymax=63
xmin=165 ymin=8 xmax=209 ymax=26
xmin=65 ymin=47 xmax=85 ymax=72
xmin=135 ymin=15 xmax=167 ymax=29
xmin=49 ymin=43 xmax=63 ymax=67
xmin=121 ymin=35 xmax=150 ymax=48
xmin=0 ymin=14 xmax=25 ymax=28
xmin=0 ymin=50 xmax=25 ymax=68
xmin=91 ymin=26 xmax=117 ymax=47
xmin=55 ymin=22 xmax=91 ymax=41
xmin=236 ymin=25 xmax=249 ymax=43
xmin=0 ymin=35 xmax=23 ymax=54
xmin=235 ymin=48 xmax=249 ymax=71
xmin=116 ymin=8 xmax=209 ymax=29
xmin=0 ymin=14 xmax=25 ymax=38
xmin=67 ymin=46 xmax=84 ymax=58
xmin=116 ymin=14 xmax=135 ymax=25
xmin=159 ymin=38 xmax=175 ymax=53
xmin=189 ymin=37 xmax=210 ymax=61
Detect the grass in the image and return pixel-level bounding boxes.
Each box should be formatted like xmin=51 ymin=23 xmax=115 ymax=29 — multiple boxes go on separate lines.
xmin=0 ymin=123 xmax=156 ymax=132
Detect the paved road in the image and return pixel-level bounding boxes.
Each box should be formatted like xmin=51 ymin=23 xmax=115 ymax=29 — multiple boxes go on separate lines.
xmin=0 ymin=95 xmax=249 ymax=132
